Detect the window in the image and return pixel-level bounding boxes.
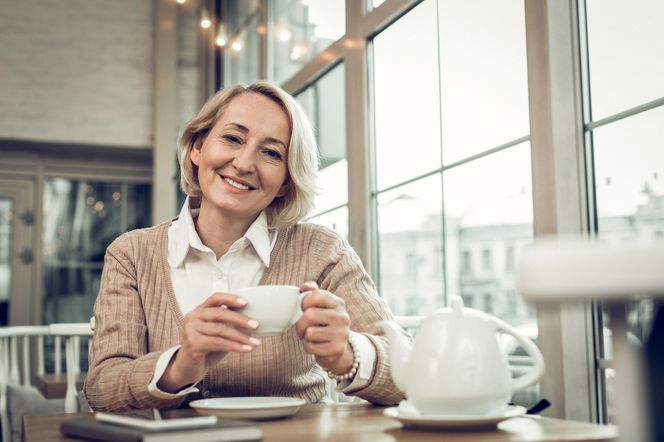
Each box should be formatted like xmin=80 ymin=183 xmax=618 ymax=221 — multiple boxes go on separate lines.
xmin=461 ymin=250 xmax=471 ymax=274
xmin=268 ymin=0 xmax=345 ymax=84
xmin=481 ymin=248 xmax=492 ymax=271
xmin=223 ymin=1 xmax=261 ymax=85
xmin=297 ymin=63 xmax=348 ymax=237
xmin=505 ymin=245 xmax=515 ymax=272
xmin=215 ymin=0 xmax=636 ymax=420
xmin=483 ymin=293 xmax=493 ymax=314
xmin=582 ymin=0 xmax=664 ymax=423
xmin=372 ymin=0 xmax=534 ymax=334
xmin=42 ymin=179 xmax=151 ymax=325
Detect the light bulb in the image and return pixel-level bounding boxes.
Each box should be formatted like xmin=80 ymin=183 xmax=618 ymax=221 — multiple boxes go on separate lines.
xmin=215 ymin=23 xmax=228 ymax=47
xmin=231 ymin=40 xmax=243 ymax=51
xmin=200 ymin=9 xmax=211 ymax=29
xmin=278 ymin=27 xmax=292 ymax=42
xmin=289 ymin=44 xmax=307 ymax=61
xmin=176 ymin=0 xmax=186 ymax=4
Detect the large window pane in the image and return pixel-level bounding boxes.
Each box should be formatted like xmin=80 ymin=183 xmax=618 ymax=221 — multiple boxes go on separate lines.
xmin=593 ymin=107 xmax=664 ymax=229
xmin=224 ymin=1 xmax=261 ymax=85
xmin=377 ymin=174 xmax=443 ymax=316
xmin=586 ymin=0 xmax=664 ymax=120
xmin=373 ymin=0 xmax=441 ymax=190
xmin=438 ymin=0 xmax=529 ymax=164
xmin=443 ymin=143 xmax=534 ymax=325
xmin=307 ymin=206 xmax=348 ymax=239
xmin=42 ymin=179 xmax=151 ymax=325
xmin=443 ymin=143 xmax=536 ymax=407
xmin=268 ymin=0 xmax=345 ymax=84
xmin=296 ymin=63 xmax=347 ymax=216
xmin=592 ymin=107 xmax=664 ymax=423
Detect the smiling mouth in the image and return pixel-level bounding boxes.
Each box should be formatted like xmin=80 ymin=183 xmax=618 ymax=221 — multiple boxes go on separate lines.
xmin=221 ymin=175 xmax=255 ymax=191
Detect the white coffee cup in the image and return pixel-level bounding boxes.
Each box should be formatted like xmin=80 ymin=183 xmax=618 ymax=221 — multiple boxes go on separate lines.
xmin=233 ymin=285 xmax=304 ymax=336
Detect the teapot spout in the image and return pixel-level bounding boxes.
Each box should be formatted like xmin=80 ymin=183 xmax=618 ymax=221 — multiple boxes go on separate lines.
xmin=379 ymin=321 xmax=412 ymax=393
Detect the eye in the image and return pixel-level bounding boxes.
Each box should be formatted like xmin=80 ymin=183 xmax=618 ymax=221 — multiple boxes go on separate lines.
xmin=222 ymin=134 xmax=243 ymax=144
xmin=262 ymin=148 xmax=283 ymax=161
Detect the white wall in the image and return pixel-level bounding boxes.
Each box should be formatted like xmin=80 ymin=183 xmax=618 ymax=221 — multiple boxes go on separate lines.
xmin=0 ymin=0 xmax=154 ymax=147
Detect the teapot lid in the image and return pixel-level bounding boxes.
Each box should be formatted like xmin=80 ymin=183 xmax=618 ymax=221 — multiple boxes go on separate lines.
xmin=449 ymin=296 xmax=464 ymax=314
xmin=429 ymin=296 xmax=495 ymax=324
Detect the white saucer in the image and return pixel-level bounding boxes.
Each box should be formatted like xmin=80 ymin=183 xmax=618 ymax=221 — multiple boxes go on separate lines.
xmin=190 ymin=396 xmax=306 ymax=420
xmin=383 ymin=404 xmax=527 ymax=430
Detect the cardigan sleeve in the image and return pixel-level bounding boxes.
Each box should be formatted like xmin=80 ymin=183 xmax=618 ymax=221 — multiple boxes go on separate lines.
xmin=314 ymin=228 xmax=410 ymax=406
xmin=83 ymin=240 xmax=187 ymax=411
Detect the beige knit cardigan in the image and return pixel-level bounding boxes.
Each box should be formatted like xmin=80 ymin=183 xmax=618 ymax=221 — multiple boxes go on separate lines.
xmin=84 ymin=220 xmax=406 ymax=411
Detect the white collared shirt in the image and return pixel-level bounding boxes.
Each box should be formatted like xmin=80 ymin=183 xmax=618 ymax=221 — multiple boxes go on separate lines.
xmin=148 ymin=198 xmax=375 ymax=399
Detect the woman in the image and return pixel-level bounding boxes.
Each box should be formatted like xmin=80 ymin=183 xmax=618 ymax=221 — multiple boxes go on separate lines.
xmin=84 ymin=82 xmax=405 ymax=411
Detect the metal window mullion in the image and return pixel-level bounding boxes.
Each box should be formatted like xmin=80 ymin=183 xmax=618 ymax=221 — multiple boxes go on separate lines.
xmin=259 ymin=0 xmax=267 ymax=81
xmin=586 ymin=97 xmax=664 ymax=130
xmin=433 ymin=0 xmax=447 ymax=307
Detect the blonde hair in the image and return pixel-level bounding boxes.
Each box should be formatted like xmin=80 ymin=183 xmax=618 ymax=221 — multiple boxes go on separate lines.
xmin=178 ymin=82 xmax=319 ymax=229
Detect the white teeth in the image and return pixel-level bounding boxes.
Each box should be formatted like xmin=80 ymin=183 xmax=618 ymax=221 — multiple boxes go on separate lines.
xmin=223 ymin=177 xmax=251 ymax=190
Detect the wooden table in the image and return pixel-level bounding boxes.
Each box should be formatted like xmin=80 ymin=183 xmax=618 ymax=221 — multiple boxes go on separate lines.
xmin=23 ymin=403 xmax=618 ymax=442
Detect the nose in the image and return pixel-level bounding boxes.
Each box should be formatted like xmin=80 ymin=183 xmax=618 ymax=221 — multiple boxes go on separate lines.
xmin=231 ymin=145 xmax=257 ymax=173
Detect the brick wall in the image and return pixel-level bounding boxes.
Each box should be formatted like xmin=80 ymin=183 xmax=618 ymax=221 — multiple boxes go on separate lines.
xmin=0 ymin=0 xmax=154 ymax=147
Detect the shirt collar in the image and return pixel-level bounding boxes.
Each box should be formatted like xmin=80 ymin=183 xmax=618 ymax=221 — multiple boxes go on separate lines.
xmin=171 ymin=197 xmax=274 ymax=268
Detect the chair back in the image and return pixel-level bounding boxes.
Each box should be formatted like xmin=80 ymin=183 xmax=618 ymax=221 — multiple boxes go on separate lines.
xmin=0 ymin=322 xmax=93 ymax=442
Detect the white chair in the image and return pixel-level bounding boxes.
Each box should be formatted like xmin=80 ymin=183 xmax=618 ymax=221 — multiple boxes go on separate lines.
xmin=0 ymin=320 xmax=93 ymax=442
xmin=516 ymin=237 xmax=664 ymax=442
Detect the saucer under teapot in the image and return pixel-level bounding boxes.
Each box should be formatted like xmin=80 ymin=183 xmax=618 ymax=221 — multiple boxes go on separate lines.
xmin=380 ymin=296 xmax=545 ymax=417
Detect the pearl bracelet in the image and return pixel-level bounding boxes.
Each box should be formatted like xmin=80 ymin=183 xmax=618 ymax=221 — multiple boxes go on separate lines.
xmin=323 ymin=333 xmax=361 ymax=382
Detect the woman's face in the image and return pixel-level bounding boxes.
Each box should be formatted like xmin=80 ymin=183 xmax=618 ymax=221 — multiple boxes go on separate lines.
xmin=191 ymin=92 xmax=290 ymax=222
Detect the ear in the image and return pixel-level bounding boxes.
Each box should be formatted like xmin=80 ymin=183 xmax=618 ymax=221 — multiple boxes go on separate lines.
xmin=276 ymin=177 xmax=290 ymax=198
xmin=190 ymin=139 xmax=203 ymax=166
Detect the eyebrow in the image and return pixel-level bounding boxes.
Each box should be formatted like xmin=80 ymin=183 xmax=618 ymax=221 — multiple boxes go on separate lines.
xmin=223 ymin=122 xmax=288 ymax=150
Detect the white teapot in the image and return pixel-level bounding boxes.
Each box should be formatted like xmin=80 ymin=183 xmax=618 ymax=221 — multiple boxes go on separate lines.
xmin=380 ymin=296 xmax=545 ymax=416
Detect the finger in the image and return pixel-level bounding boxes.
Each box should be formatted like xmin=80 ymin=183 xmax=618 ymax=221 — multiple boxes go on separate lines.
xmin=182 ymin=334 xmax=255 ymax=355
xmin=299 ymin=281 xmax=319 ymax=293
xmin=295 ymin=307 xmax=349 ymax=338
xmin=303 ymin=325 xmax=348 ymax=343
xmin=304 ymin=340 xmax=347 ymax=358
xmin=201 ymin=292 xmax=248 ymax=309
xmin=196 ymin=321 xmax=261 ymax=347
xmin=301 ymin=290 xmax=345 ymax=310
xmin=196 ymin=307 xmax=259 ymax=331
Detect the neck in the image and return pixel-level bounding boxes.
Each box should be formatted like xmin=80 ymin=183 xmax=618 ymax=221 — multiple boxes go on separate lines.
xmin=194 ymin=198 xmax=257 ymax=259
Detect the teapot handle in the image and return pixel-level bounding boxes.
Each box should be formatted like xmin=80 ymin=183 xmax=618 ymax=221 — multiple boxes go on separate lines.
xmin=491 ymin=317 xmax=546 ymax=394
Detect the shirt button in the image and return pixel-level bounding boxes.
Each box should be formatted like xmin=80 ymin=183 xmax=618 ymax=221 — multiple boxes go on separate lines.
xmin=214 ymin=270 xmax=222 ymax=279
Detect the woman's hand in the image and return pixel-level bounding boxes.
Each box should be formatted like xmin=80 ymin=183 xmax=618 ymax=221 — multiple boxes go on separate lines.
xmin=158 ymin=292 xmax=261 ymax=393
xmin=295 ymin=282 xmax=355 ymax=375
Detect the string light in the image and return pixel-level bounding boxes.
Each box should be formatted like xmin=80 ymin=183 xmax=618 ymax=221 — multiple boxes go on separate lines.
xmin=290 ymin=43 xmax=307 ymax=61
xmin=215 ymin=23 xmax=228 ymax=47
xmin=231 ymin=39 xmax=243 ymax=52
xmin=278 ymin=25 xmax=292 ymax=42
xmin=200 ymin=9 xmax=211 ymax=29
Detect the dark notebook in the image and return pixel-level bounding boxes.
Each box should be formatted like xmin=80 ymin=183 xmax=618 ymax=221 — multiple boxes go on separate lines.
xmin=60 ymin=416 xmax=262 ymax=442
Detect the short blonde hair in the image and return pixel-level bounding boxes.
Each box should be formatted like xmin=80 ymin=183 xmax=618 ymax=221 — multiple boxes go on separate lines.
xmin=178 ymin=82 xmax=319 ymax=229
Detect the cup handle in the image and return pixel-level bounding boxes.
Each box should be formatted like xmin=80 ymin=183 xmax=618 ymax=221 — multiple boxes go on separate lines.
xmin=290 ymin=292 xmax=307 ymax=325
xmin=492 ymin=316 xmax=546 ymax=394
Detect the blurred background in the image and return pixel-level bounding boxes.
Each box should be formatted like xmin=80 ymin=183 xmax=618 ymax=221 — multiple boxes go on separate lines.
xmin=0 ymin=0 xmax=663 ymax=426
